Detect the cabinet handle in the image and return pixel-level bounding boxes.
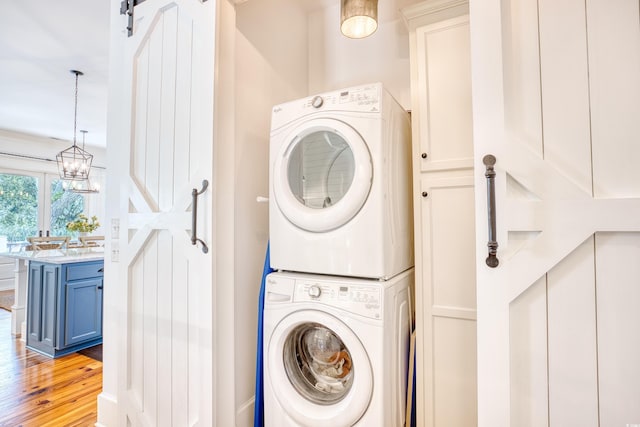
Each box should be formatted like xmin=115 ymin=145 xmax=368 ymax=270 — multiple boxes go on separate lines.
xmin=483 ymin=155 xmax=499 ymax=268
xmin=97 ymin=285 xmax=103 ymax=290
xmin=98 ymin=268 xmax=104 ymax=273
xmin=421 ymin=152 xmax=428 ymax=159
xmin=191 ymin=180 xmax=209 ymax=254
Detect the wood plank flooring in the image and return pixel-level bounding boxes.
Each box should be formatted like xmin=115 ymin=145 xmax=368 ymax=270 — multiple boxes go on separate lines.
xmin=0 ymin=308 xmax=102 ymax=426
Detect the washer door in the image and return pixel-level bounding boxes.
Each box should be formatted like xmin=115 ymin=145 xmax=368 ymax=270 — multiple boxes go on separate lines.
xmin=273 ymin=118 xmax=373 ymax=232
xmin=268 ymin=310 xmax=373 ymax=426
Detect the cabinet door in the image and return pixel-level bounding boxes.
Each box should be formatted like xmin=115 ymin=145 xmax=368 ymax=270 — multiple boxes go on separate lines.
xmin=26 ymin=263 xmax=44 ymax=343
xmin=64 ymin=277 xmax=103 ymax=346
xmin=27 ymin=263 xmax=59 ymax=351
xmin=41 ymin=264 xmax=59 ymax=348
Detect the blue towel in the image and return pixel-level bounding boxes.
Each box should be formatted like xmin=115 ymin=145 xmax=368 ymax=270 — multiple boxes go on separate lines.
xmin=254 ymin=242 xmax=274 ymax=427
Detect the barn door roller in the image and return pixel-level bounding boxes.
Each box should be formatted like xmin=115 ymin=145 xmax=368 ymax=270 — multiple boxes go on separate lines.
xmin=120 ymin=0 xmax=208 ymax=37
xmin=119 ymin=0 xmax=146 ymax=37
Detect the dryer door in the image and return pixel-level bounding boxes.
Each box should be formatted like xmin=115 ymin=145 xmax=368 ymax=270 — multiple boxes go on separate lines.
xmin=273 ymin=118 xmax=373 ymax=232
xmin=267 ymin=310 xmax=373 ymax=426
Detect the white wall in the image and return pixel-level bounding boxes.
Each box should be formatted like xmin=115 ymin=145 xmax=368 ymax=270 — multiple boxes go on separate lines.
xmin=233 ymin=1 xmax=309 ymax=424
xmin=308 ymin=2 xmax=412 ymax=109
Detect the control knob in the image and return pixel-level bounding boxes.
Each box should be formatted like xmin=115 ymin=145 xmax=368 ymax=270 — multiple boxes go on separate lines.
xmin=308 ymin=284 xmax=322 ymax=298
xmin=311 ymin=95 xmax=324 ymax=108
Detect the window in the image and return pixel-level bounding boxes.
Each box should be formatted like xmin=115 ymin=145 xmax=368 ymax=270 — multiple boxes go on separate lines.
xmin=0 ymin=171 xmax=96 ymax=252
xmin=0 ymin=173 xmax=39 ymax=250
xmin=49 ymin=179 xmax=84 ymax=238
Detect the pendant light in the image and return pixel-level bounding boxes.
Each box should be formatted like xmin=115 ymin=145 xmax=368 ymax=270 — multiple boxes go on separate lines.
xmin=340 ymin=0 xmax=378 ymax=39
xmin=56 ymin=70 xmax=93 ymax=181
xmin=63 ymin=131 xmax=100 ymax=193
xmin=64 ymin=178 xmax=100 ymax=194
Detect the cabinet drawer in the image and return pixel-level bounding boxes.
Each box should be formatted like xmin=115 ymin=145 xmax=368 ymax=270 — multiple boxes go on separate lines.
xmin=65 ymin=262 xmax=104 ymax=281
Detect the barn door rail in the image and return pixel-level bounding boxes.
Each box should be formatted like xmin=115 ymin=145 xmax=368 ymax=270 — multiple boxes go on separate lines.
xmin=191 ymin=180 xmax=209 ymax=254
xmin=483 ymin=155 xmax=499 ymax=268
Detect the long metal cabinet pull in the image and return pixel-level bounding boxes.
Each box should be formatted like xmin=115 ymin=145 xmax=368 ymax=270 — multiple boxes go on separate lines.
xmin=483 ymin=155 xmax=499 ymax=268
xmin=191 ymin=180 xmax=209 ymax=254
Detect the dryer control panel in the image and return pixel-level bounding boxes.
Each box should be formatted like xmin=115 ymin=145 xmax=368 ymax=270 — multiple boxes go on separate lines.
xmin=293 ymin=278 xmax=382 ymax=320
xmin=270 ymin=83 xmax=384 ymax=130
xmin=300 ymin=84 xmax=381 ymax=111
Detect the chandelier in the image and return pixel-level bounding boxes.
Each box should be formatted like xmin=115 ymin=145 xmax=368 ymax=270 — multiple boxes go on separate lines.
xmin=63 ymin=131 xmax=100 ymax=193
xmin=64 ymin=178 xmax=100 ymax=194
xmin=56 ymin=70 xmax=93 ymax=181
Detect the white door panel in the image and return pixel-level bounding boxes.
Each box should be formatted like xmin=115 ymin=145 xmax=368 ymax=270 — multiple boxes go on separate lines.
xmin=596 ymin=233 xmax=640 ymax=426
xmin=471 ymin=0 xmax=640 ymax=424
xmin=509 ymin=276 xmax=547 ymax=427
xmin=112 ymin=0 xmax=215 ymax=425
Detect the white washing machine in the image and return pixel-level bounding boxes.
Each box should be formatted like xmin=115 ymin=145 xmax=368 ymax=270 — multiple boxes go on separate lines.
xmin=263 ymin=269 xmax=413 ymax=427
xmin=269 ymin=83 xmax=413 ymax=279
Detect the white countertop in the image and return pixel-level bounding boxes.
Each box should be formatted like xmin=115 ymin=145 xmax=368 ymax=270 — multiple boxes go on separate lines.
xmin=0 ymin=247 xmax=105 ymax=264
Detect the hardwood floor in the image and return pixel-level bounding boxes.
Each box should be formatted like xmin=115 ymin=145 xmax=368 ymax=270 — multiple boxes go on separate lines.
xmin=0 ymin=308 xmax=102 ymax=427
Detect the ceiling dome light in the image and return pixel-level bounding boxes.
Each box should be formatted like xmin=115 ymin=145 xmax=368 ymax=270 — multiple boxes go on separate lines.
xmin=341 ymin=0 xmax=378 ymax=39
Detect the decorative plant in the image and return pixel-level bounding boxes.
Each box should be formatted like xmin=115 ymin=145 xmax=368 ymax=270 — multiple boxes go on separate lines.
xmin=66 ymin=213 xmax=100 ymax=233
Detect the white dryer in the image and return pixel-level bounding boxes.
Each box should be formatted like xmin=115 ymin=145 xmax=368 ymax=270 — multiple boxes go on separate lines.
xmin=269 ymin=83 xmax=413 ymax=279
xmin=263 ymin=269 xmax=413 ymax=427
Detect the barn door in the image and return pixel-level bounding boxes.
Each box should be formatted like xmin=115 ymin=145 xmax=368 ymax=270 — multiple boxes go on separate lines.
xmin=470 ymin=0 xmax=640 ymax=425
xmin=112 ymin=0 xmax=216 ymax=425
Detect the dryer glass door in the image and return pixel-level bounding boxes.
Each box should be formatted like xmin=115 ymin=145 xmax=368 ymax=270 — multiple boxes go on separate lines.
xmin=288 ymin=131 xmax=354 ymax=209
xmin=274 ymin=118 xmax=372 ymax=232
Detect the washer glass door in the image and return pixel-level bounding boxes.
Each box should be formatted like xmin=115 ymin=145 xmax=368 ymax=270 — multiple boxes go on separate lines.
xmin=283 ymin=323 xmax=354 ymax=404
xmin=274 ymin=118 xmax=372 ymax=232
xmin=268 ymin=310 xmax=373 ymax=426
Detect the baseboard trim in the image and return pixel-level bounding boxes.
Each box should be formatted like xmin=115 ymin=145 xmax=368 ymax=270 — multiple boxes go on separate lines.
xmin=97 ymin=392 xmax=118 ymax=427
xmin=236 ymin=396 xmax=255 ymax=427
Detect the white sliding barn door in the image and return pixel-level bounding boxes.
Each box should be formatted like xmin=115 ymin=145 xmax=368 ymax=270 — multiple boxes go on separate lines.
xmin=470 ymin=0 xmax=640 ymax=425
xmin=111 ymin=0 xmax=215 ymax=425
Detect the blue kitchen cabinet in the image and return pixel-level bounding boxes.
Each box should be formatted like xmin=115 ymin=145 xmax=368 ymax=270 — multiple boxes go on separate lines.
xmin=27 ymin=260 xmax=103 ymax=358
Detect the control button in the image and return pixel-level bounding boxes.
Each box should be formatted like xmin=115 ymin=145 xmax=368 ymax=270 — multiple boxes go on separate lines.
xmin=311 ymin=96 xmax=324 ymax=108
xmin=308 ymin=285 xmax=322 ymax=298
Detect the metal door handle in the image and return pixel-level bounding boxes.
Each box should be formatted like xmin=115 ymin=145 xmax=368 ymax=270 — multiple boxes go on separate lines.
xmin=191 ymin=180 xmax=209 ymax=254
xmin=483 ymin=155 xmax=499 ymax=268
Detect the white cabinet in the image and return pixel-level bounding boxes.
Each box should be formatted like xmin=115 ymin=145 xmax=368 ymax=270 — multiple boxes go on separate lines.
xmin=402 ymin=2 xmax=476 ymax=426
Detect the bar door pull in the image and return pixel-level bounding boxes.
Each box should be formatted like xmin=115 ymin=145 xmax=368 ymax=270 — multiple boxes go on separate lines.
xmin=483 ymin=155 xmax=499 ymax=268
xmin=191 ymin=180 xmax=209 ymax=254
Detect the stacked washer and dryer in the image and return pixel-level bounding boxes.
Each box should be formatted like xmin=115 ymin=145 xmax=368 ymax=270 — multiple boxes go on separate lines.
xmin=264 ymin=83 xmax=414 ymax=427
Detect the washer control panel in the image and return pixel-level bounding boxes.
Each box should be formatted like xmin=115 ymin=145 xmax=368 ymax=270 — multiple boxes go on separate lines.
xmin=294 ymin=278 xmax=382 ymax=319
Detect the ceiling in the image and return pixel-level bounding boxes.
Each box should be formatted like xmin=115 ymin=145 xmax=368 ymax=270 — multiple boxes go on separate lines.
xmin=0 ymin=0 xmax=110 ymax=148
xmin=0 ymin=0 xmax=417 ymax=150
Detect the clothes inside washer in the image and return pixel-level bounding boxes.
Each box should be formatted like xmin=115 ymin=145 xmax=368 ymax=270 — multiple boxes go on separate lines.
xmin=311 ymin=350 xmax=353 ymax=393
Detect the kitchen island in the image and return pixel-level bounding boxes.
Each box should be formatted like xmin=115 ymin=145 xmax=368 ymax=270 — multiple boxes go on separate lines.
xmin=0 ymin=247 xmax=104 ymax=357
